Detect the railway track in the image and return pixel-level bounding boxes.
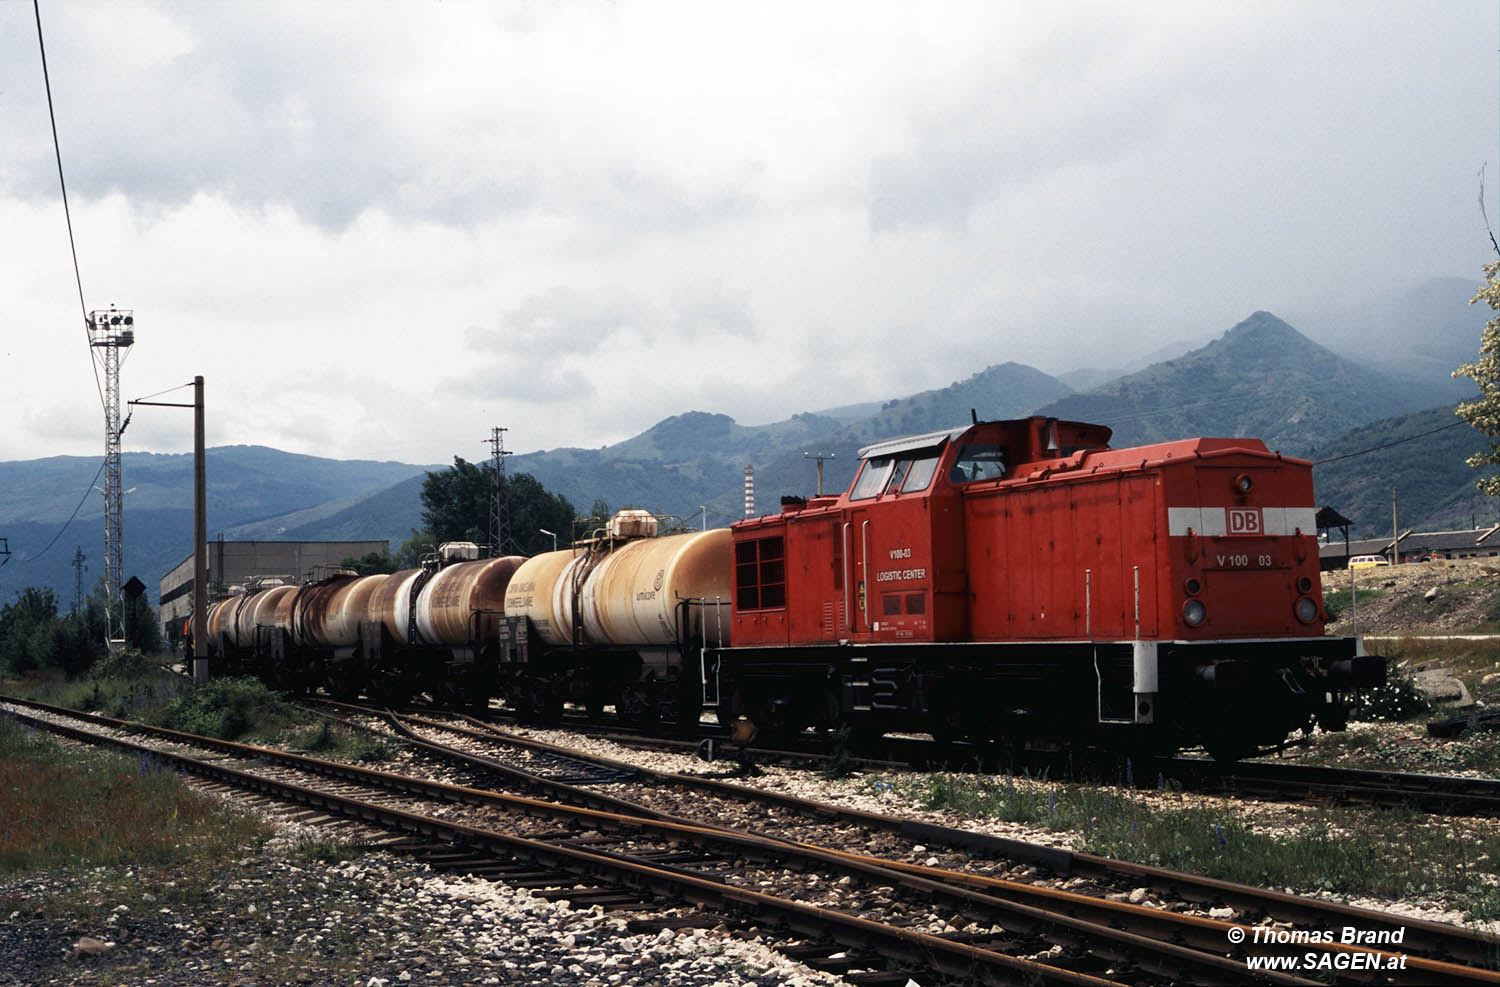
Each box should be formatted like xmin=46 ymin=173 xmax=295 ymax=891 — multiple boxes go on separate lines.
xmin=1160 ymin=757 xmax=1500 ymax=815
xmin=477 ymin=705 xmax=1500 ymax=818
xmin=6 ymin=693 xmax=1498 ymax=984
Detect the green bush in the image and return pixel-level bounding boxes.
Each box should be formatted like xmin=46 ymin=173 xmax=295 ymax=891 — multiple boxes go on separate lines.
xmin=153 ymin=677 xmax=294 ymax=740
xmin=1358 ymin=670 xmax=1434 ymax=722
xmin=89 ymin=645 xmax=156 ymax=681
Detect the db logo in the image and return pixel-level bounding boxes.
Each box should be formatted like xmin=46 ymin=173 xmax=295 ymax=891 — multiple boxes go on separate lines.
xmin=1228 ymin=507 xmax=1263 ymax=535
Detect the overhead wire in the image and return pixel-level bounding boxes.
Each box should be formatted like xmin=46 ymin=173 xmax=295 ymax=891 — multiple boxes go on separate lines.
xmin=1311 ymin=419 xmax=1469 ymax=466
xmin=22 ymin=458 xmax=108 ymax=564
xmin=32 ymin=0 xmax=106 ymax=415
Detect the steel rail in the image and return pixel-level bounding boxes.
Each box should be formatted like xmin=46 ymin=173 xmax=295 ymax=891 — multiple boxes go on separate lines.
xmin=1162 ymin=756 xmax=1500 ymax=816
xmin=317 ymin=697 xmax=1500 ymax=973
xmin=7 ymin=695 xmax=1496 ymax=980
xmin=0 ymin=699 xmax=1305 ymax=983
xmin=1 ymin=699 xmax=1127 ymax=987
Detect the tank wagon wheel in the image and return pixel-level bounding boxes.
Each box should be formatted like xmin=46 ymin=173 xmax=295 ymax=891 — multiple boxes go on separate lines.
xmin=326 ymin=662 xmax=361 ymax=702
xmin=674 ymin=679 xmax=703 ymax=732
xmin=583 ymin=687 xmax=610 ymax=722
xmin=518 ymin=680 xmax=564 ymax=725
xmin=714 ymin=684 xmax=747 ymax=729
xmin=616 ymin=684 xmax=660 ymax=730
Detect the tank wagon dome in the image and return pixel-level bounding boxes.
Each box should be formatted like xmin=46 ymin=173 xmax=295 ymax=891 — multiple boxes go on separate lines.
xmin=579 ymin=528 xmax=732 ymax=647
xmin=414 ymin=555 xmax=525 ymax=645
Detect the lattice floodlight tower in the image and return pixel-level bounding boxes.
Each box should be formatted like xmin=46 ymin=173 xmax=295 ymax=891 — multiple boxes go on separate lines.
xmin=88 ymin=306 xmax=134 ymax=646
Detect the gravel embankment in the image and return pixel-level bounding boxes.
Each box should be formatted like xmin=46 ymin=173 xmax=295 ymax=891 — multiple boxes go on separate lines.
xmin=1 ymin=843 xmax=843 ymax=987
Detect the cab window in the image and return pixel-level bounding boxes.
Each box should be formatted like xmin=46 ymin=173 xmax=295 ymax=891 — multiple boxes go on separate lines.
xmin=852 ymin=451 xmax=942 ymax=500
xmin=950 ymin=444 xmax=1009 ymax=483
xmin=849 ymin=457 xmax=894 ymax=500
xmin=902 ymin=453 xmax=940 ymax=493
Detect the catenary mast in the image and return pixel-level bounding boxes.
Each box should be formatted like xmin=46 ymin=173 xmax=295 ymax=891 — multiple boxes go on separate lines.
xmin=88 ymin=306 xmax=134 ymax=646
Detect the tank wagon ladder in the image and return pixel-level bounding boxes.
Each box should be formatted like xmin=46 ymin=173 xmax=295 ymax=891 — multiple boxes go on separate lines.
xmin=675 ymin=595 xmax=728 ymax=711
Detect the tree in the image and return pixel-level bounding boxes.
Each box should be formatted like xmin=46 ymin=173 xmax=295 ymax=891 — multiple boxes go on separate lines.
xmin=419 ymin=458 xmax=577 ymax=556
xmin=341 ymin=551 xmax=399 ymax=575
xmin=0 ymin=587 xmax=61 ymax=674
xmin=395 ymin=532 xmax=435 ymax=569
xmin=1454 ymin=260 xmax=1500 ymax=497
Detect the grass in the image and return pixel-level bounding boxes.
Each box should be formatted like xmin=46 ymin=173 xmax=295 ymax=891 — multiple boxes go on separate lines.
xmin=286 ymin=717 xmax=393 ymax=763
xmin=0 ymin=711 xmax=271 ymax=875
xmin=6 ymin=663 xmax=196 ymax=720
xmin=1323 ymin=586 xmax=1389 ymax=621
xmin=870 ymin=771 xmax=1500 ymax=916
xmin=151 ymin=676 xmax=300 ymax=740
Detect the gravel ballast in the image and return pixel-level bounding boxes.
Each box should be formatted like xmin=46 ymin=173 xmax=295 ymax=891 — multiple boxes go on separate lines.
xmin=1 ymin=846 xmax=844 ymax=987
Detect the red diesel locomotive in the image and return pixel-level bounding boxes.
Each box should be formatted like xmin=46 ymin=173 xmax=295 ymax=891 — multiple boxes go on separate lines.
xmin=712 ymin=415 xmax=1381 ymax=759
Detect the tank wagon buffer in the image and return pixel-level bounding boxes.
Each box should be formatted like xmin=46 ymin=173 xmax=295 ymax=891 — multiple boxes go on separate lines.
xmin=715 ymin=415 xmax=1386 ymax=760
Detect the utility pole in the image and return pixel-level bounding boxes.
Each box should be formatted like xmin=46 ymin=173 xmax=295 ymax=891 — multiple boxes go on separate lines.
xmin=484 ymin=426 xmax=513 ymax=556
xmin=130 ymin=376 xmax=207 ymax=681
xmin=804 ymin=451 xmax=836 ymax=496
xmin=88 ymin=306 xmax=134 ymax=647
xmin=71 ymin=546 xmax=87 ymax=613
xmin=193 ymin=376 xmax=206 ymax=682
xmin=1392 ymin=487 xmax=1399 ymax=565
xmin=0 ymin=538 xmax=10 ymax=567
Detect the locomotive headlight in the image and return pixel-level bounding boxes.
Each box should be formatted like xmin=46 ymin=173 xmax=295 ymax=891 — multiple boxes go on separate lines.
xmin=1183 ymin=599 xmax=1207 ymax=627
xmin=1295 ymin=596 xmax=1319 ymax=624
xmin=1233 ymin=473 xmax=1253 ymax=494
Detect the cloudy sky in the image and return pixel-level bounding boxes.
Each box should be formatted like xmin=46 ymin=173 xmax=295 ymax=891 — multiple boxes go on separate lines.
xmin=2 ymin=1 xmax=1496 ymax=466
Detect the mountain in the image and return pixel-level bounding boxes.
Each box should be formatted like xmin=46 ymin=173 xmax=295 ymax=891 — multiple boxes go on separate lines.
xmin=0 ymin=449 xmax=436 ymax=611
xmin=1291 ymin=277 xmax=1485 ymax=397
xmin=1056 ymin=337 xmax=1208 ymax=392
xmin=1034 ymin=311 xmax=1451 ymax=456
xmin=474 ymin=361 xmax=1077 ymax=528
xmin=1310 ymin=404 xmax=1499 ymax=537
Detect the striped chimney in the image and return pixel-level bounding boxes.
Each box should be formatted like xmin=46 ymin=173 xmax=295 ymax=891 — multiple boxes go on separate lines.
xmin=743 ymin=465 xmax=755 ymax=517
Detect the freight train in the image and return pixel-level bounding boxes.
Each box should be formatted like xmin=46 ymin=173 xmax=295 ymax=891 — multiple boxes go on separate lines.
xmin=198 ymin=414 xmax=1383 ymax=760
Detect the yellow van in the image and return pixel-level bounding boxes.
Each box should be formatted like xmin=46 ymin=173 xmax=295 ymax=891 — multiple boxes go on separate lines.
xmin=1348 ymin=554 xmax=1390 ymax=569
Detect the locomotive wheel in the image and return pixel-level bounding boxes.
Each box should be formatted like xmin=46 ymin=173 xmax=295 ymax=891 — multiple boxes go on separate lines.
xmin=1204 ymin=737 xmax=1257 ymax=763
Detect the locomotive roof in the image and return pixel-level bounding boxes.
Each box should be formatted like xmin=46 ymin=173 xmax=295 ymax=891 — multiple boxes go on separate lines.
xmin=857 ymin=427 xmax=967 ymax=460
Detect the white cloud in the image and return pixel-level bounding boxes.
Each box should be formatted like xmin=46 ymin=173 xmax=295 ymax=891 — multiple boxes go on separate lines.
xmin=1 ymin=0 xmax=1495 ymax=468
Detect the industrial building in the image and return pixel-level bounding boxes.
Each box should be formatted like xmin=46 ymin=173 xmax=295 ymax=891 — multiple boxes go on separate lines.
xmin=158 ymin=540 xmax=387 ymax=640
xmin=1318 ymin=524 xmax=1499 ymax=569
